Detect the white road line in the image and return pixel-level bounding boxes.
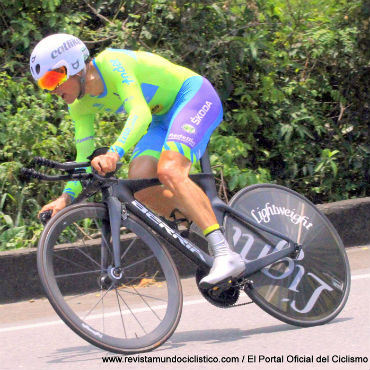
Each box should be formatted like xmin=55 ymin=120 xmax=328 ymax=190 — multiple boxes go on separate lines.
xmin=351 ymin=273 xmax=370 ymax=281
xmin=0 ymin=274 xmax=369 ymax=334
xmin=0 ymin=299 xmax=206 ymax=334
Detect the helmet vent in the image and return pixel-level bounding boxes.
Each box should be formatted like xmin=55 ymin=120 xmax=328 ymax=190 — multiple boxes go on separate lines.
xmin=35 ymin=64 xmax=41 ymax=74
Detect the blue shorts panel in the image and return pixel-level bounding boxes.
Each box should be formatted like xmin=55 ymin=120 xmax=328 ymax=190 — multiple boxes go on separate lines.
xmin=130 ymin=76 xmax=223 ymax=163
xmin=131 ymin=123 xmax=167 ymax=160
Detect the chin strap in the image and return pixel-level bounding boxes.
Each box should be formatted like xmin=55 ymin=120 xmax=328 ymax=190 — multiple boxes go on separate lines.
xmin=77 ymin=66 xmax=87 ymax=100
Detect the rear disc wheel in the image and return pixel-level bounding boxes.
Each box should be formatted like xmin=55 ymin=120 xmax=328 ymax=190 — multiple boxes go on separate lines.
xmin=224 ymin=184 xmax=350 ymax=327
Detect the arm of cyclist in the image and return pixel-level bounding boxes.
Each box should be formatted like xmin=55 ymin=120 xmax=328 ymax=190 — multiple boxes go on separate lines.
xmin=38 ymin=113 xmax=95 ymax=219
xmin=92 ymin=109 xmax=152 ymax=175
xmin=62 ymin=112 xmax=95 ymax=199
xmin=39 ymin=99 xmax=151 ymax=219
xmin=91 ymin=70 xmax=152 ymax=175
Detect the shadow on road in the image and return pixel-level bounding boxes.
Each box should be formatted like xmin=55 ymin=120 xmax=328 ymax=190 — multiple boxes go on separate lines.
xmin=42 ymin=345 xmax=102 ymax=364
xmin=43 ymin=317 xmax=352 ymax=363
xmin=156 ymin=316 xmax=352 ymax=352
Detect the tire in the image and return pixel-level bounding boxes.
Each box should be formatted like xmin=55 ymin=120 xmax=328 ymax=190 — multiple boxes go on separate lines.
xmin=224 ymin=184 xmax=350 ymax=327
xmin=37 ymin=203 xmax=183 ymax=354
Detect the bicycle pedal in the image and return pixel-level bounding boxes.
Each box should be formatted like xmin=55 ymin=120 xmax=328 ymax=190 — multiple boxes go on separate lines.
xmin=201 ymin=276 xmax=234 ymax=291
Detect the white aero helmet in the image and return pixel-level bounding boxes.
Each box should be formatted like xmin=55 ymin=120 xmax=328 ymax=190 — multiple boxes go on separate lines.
xmin=30 ymin=33 xmax=89 ymax=82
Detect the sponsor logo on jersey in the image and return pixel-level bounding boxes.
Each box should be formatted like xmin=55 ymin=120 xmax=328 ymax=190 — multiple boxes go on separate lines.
xmin=167 ymin=133 xmax=196 ymax=147
xmin=151 ymin=104 xmax=163 ymax=114
xmin=190 ymin=101 xmax=213 ymax=125
xmin=181 ymin=124 xmax=196 ymax=134
xmin=110 ymin=59 xmax=134 ymax=85
xmin=116 ymin=115 xmax=138 ymax=146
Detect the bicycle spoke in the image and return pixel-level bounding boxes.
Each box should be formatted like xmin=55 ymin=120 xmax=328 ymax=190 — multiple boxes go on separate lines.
xmin=55 ymin=268 xmax=105 ymax=279
xmin=129 ymin=285 xmax=162 ymax=321
xmin=124 ymin=254 xmax=155 ymax=270
xmin=94 ymin=218 xmax=113 ymax=259
xmin=101 ymin=286 xmax=105 ymax=334
xmin=115 ymin=288 xmax=147 ymax=335
xmin=115 ymin=289 xmax=127 ymax=339
xmin=82 ymin=283 xmax=115 ymax=321
xmin=53 ymin=253 xmax=98 ymax=273
xmin=122 ymin=272 xmax=148 ymax=285
xmin=73 ymin=240 xmax=102 ymax=269
xmin=120 ymin=237 xmax=137 ymax=261
xmin=118 ymin=270 xmax=167 ymax=304
xmin=69 ymin=223 xmax=103 ymax=269
xmin=117 ymin=287 xmax=167 ymax=303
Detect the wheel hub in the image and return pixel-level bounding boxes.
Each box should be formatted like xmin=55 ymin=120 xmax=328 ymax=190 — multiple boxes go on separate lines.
xmin=98 ymin=275 xmax=112 ymax=290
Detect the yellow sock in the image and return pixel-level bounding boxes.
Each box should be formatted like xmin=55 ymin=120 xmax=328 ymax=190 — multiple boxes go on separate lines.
xmin=203 ymin=223 xmax=220 ymax=236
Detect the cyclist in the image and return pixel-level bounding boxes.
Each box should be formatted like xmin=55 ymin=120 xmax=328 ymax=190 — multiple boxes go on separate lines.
xmin=30 ymin=33 xmax=245 ymax=287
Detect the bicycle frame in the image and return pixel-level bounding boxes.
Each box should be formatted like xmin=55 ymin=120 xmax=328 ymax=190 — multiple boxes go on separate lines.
xmin=27 ymin=150 xmax=350 ymax=350
xmin=101 ymin=149 xmax=301 ymax=278
xmin=23 ymin=149 xmax=300 ymax=279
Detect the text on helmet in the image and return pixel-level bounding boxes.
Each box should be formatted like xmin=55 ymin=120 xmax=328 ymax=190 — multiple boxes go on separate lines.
xmin=51 ymin=38 xmax=82 ymax=59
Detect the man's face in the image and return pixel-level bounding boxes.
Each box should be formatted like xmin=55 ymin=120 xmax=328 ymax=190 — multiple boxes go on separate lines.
xmin=51 ymin=75 xmax=80 ymax=105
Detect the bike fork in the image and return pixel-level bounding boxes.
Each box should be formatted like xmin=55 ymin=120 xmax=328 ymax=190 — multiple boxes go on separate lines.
xmin=105 ymin=195 xmax=124 ymax=280
xmin=99 ymin=217 xmax=112 ymax=289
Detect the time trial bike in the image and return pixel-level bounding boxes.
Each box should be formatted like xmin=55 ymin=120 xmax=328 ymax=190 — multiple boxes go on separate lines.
xmin=21 ymin=147 xmax=350 ymax=354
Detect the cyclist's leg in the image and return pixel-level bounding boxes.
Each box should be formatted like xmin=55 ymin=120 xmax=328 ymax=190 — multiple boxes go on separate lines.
xmin=157 ymin=150 xmax=217 ymax=230
xmin=130 ymin=143 xmax=216 ymax=227
xmin=129 ymin=76 xmax=244 ymax=287
xmin=156 ymin=76 xmax=245 ymax=286
xmin=129 ymin=119 xmax=189 ymax=219
xmin=129 ymin=76 xmax=220 ymax=227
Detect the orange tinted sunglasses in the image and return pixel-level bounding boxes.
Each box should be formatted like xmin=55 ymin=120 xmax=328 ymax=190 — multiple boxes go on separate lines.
xmin=38 ymin=66 xmax=68 ymax=91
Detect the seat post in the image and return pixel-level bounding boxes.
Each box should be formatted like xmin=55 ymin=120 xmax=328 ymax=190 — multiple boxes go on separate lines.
xmin=199 ymin=148 xmax=212 ymax=174
xmin=198 ymin=147 xmax=225 ymax=225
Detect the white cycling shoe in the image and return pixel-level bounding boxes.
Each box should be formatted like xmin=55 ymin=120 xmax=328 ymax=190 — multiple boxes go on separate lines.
xmin=199 ymin=243 xmax=246 ymax=288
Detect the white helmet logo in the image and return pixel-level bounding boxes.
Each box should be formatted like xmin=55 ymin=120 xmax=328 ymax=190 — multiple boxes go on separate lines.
xmin=50 ymin=38 xmax=82 ymax=59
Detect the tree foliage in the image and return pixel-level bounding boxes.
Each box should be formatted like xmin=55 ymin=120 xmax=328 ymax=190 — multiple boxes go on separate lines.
xmin=0 ymin=0 xmax=369 ymax=249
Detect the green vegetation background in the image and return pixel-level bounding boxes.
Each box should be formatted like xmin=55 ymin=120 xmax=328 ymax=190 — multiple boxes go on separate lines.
xmin=0 ymin=0 xmax=369 ymax=249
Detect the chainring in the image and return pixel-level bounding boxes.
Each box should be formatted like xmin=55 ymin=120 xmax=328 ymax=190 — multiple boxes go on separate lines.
xmin=195 ymin=268 xmax=240 ymax=308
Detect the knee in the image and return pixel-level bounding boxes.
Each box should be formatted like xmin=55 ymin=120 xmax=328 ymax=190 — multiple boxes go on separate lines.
xmin=157 ymin=163 xmax=181 ymax=187
xmin=157 ymin=153 xmax=188 ymax=188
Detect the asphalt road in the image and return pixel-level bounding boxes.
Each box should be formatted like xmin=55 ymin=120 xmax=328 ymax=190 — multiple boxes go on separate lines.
xmin=0 ymin=246 xmax=369 ymax=370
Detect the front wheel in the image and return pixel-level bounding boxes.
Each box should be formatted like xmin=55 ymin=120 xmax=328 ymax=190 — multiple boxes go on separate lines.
xmin=224 ymin=184 xmax=350 ymax=327
xmin=37 ymin=203 xmax=183 ymax=354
